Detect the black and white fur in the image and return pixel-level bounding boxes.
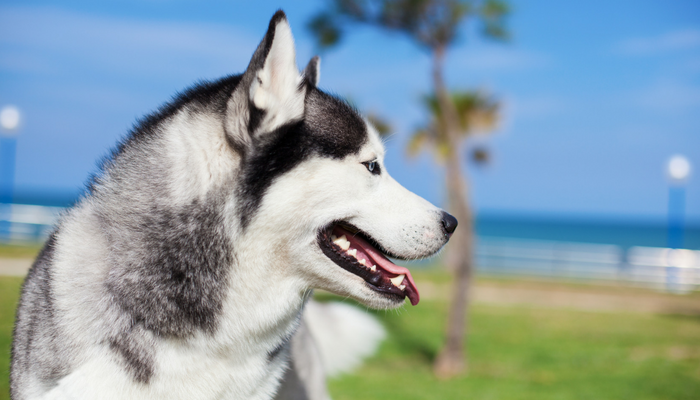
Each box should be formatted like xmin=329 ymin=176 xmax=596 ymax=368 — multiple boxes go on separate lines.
xmin=11 ymin=11 xmax=454 ymax=400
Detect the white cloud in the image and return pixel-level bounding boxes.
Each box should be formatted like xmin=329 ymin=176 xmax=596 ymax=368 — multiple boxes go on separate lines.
xmin=0 ymin=5 xmax=258 ymax=78
xmin=683 ymin=56 xmax=700 ymax=72
xmin=616 ymin=28 xmax=700 ymax=55
xmin=632 ymin=80 xmax=700 ymax=112
xmin=452 ymin=47 xmax=550 ymax=71
xmin=507 ymin=95 xmax=567 ymax=120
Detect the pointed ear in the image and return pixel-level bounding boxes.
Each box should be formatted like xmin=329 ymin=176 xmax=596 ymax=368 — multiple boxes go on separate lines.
xmin=244 ymin=10 xmax=304 ymax=134
xmin=304 ymin=56 xmax=321 ymax=87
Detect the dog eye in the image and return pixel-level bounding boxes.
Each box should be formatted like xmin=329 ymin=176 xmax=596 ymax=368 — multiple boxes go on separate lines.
xmin=362 ymin=160 xmax=380 ymax=175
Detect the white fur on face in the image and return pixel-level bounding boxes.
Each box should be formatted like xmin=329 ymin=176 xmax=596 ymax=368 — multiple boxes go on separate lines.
xmin=248 ymin=123 xmax=447 ymax=309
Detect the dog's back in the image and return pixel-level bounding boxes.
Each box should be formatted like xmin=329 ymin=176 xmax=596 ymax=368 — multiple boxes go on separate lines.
xmin=11 ymin=234 xmax=67 ymax=399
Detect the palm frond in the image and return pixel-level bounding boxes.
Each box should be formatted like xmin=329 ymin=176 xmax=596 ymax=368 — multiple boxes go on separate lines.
xmin=366 ymin=113 xmax=393 ymax=137
xmin=452 ymin=91 xmax=499 ymax=134
xmin=407 ymin=89 xmax=499 ymax=160
xmin=307 ymin=12 xmax=343 ymax=49
xmin=406 ymin=129 xmax=432 ymax=157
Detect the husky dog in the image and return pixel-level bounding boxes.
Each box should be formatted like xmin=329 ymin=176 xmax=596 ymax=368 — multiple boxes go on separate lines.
xmin=11 ymin=10 xmax=457 ymax=400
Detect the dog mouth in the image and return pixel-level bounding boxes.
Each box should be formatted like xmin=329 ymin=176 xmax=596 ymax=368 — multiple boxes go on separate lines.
xmin=317 ymin=223 xmax=420 ymax=306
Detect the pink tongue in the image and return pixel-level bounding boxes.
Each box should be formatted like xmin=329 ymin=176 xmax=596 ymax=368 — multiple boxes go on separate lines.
xmin=333 ymin=227 xmax=420 ymax=305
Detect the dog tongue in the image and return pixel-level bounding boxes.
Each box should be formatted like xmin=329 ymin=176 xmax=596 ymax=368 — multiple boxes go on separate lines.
xmin=333 ymin=226 xmax=420 ymax=305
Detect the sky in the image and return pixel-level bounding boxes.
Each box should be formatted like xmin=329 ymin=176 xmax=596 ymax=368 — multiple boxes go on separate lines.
xmin=0 ymin=0 xmax=699 ymax=223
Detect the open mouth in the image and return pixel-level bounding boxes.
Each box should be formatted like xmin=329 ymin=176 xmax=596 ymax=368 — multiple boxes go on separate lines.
xmin=317 ymin=223 xmax=420 ymax=306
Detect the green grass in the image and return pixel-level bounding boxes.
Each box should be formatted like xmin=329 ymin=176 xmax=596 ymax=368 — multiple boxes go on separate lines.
xmin=319 ymin=288 xmax=700 ymax=400
xmin=1 ymin=277 xmax=699 ymax=400
xmin=0 ymin=277 xmax=23 ymax=399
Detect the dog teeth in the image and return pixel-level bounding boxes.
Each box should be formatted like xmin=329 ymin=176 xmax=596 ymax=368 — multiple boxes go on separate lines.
xmin=333 ymin=235 xmax=350 ymax=250
xmin=398 ymin=285 xmax=406 ymax=291
xmin=359 ymin=258 xmax=366 ymax=266
xmin=347 ymin=248 xmax=357 ymax=257
xmin=370 ymin=265 xmax=376 ymax=272
xmin=390 ymin=274 xmax=405 ymax=287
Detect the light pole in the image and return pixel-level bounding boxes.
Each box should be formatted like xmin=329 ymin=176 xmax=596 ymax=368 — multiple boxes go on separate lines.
xmin=665 ymin=155 xmax=691 ymax=292
xmin=0 ymin=105 xmax=21 ymax=205
xmin=666 ymin=155 xmax=691 ymax=249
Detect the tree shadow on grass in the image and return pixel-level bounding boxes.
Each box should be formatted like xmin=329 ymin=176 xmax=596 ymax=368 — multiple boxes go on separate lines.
xmin=314 ymin=291 xmax=441 ymax=363
xmin=380 ymin=315 xmax=439 ymax=364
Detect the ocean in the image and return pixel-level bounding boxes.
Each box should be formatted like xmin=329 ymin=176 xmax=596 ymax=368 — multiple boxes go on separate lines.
xmin=476 ymin=214 xmax=700 ymax=251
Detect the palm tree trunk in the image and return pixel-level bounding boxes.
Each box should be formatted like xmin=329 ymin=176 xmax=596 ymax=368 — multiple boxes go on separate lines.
xmin=431 ymin=46 xmax=475 ymax=379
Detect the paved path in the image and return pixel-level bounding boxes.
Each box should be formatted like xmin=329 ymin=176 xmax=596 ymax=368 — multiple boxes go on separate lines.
xmin=419 ymin=280 xmax=700 ymax=315
xmin=3 ymin=257 xmax=699 ymax=315
xmin=0 ymin=257 xmax=33 ymax=277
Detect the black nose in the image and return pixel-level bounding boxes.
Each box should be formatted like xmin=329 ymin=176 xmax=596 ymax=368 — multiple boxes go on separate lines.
xmin=441 ymin=212 xmax=458 ymax=235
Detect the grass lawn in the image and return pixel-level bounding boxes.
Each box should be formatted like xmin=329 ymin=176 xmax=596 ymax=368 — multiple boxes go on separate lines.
xmin=0 ymin=276 xmax=23 ymax=399
xmin=329 ymin=300 xmax=700 ymax=400
xmin=1 ymin=276 xmax=699 ymax=400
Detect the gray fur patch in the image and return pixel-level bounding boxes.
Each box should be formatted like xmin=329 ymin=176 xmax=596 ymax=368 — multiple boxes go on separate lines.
xmin=104 ymin=197 xmax=233 ymax=338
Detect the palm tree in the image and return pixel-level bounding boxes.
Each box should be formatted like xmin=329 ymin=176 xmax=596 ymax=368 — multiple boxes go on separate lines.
xmin=308 ymin=0 xmax=509 ymax=378
xmin=408 ymin=90 xmax=499 ymax=376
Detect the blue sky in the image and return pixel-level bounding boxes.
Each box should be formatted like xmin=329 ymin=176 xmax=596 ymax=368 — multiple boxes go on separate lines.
xmin=1 ymin=0 xmax=699 ymax=222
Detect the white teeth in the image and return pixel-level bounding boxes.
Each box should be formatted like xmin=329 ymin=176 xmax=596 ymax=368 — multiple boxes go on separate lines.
xmin=347 ymin=248 xmax=357 ymax=257
xmin=370 ymin=265 xmax=376 ymax=272
xmin=331 ymin=235 xmax=337 ymax=241
xmin=333 ymin=235 xmax=350 ymax=250
xmin=398 ymin=285 xmax=406 ymax=291
xmin=390 ymin=274 xmax=405 ymax=287
xmin=359 ymin=258 xmax=366 ymax=266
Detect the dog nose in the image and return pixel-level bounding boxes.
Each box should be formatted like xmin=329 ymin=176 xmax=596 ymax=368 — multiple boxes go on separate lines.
xmin=441 ymin=212 xmax=458 ymax=236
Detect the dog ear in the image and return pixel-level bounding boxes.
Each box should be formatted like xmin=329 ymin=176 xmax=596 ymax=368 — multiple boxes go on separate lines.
xmin=225 ymin=10 xmax=305 ymax=152
xmin=242 ymin=10 xmax=304 ymax=135
xmin=304 ymin=56 xmax=320 ymax=87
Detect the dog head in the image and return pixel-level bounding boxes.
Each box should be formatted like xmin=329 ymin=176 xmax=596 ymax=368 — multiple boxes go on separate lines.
xmin=228 ymin=11 xmax=457 ymax=309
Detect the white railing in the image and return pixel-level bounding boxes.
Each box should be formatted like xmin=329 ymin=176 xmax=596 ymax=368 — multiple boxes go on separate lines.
xmin=0 ymin=203 xmax=63 ymax=242
xmin=476 ymin=236 xmax=700 ymax=292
